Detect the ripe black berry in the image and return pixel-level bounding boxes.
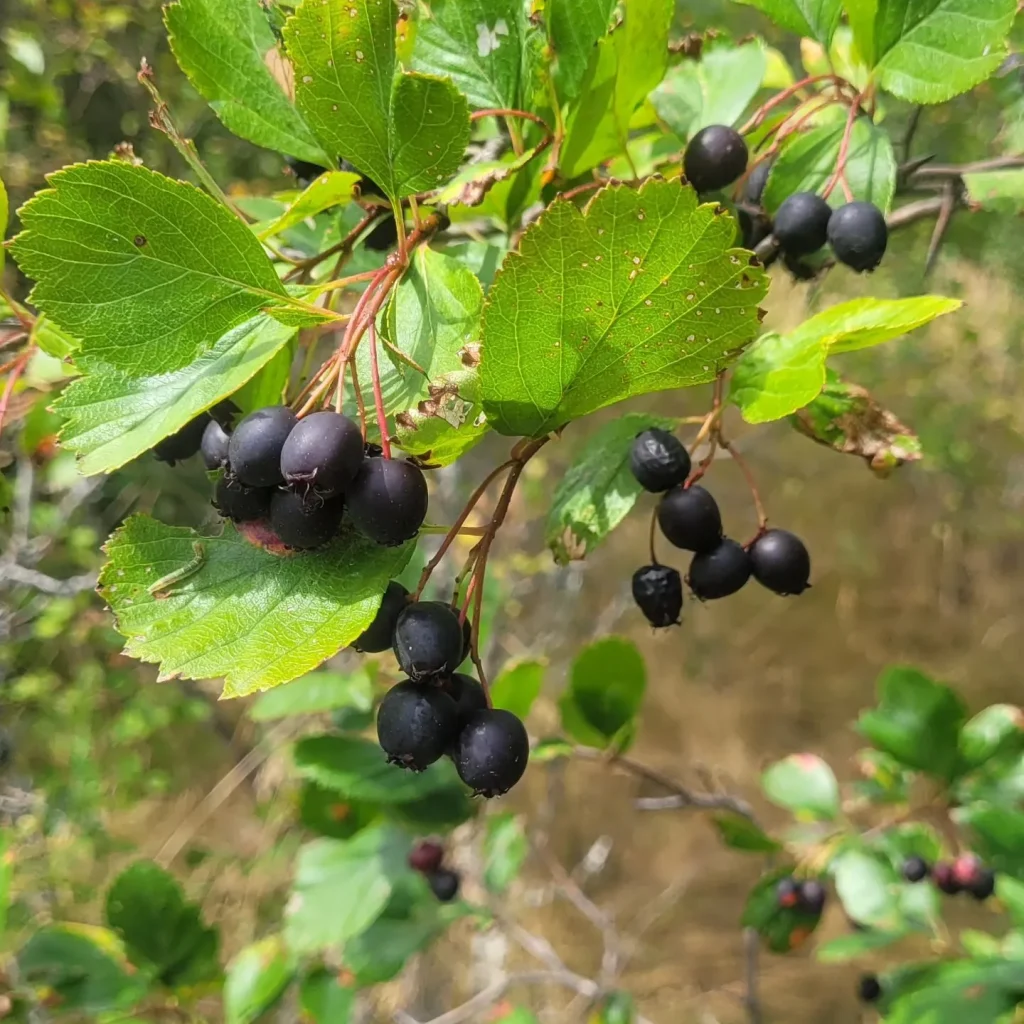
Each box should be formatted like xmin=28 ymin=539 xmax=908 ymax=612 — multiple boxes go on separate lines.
xmin=684 ymin=125 xmax=748 ymax=194
xmin=773 ymin=192 xmax=833 ymax=257
xmin=858 ymin=974 xmax=882 ymax=1003
xmin=827 ymin=201 xmax=888 ymax=272
xmin=201 ymin=419 xmax=231 ymax=471
xmin=376 ymin=679 xmax=459 ymax=771
xmin=280 ymin=410 xmax=364 ymax=498
xmin=427 ymin=867 xmax=460 ymax=902
xmin=228 ymin=406 xmax=297 ymax=487
xmin=631 ymin=565 xmax=683 ymax=627
xmin=154 ymin=413 xmax=209 ymax=465
xmin=364 ymin=214 xmax=399 ymax=251
xmin=776 ymin=876 xmax=800 ymax=909
xmin=269 ymin=489 xmax=344 ymax=549
xmin=285 ymin=157 xmax=327 ymax=185
xmin=453 ymin=708 xmax=529 ymax=797
xmin=749 ymin=529 xmax=811 ymax=596
xmin=799 ymin=879 xmax=826 ymax=916
xmin=409 ymin=839 xmax=445 ymax=874
xmin=657 ymin=485 xmax=722 ymax=553
xmin=459 ymin=615 xmax=472 ymax=666
xmin=933 ymin=861 xmax=961 ymax=895
xmin=392 ymin=601 xmax=464 ymax=681
xmin=629 ymin=428 xmax=691 ymax=492
xmin=968 ymin=867 xmax=996 ymax=901
xmin=214 ymin=476 xmax=272 ymax=523
xmin=688 ymin=539 xmax=751 ymax=599
xmin=352 ymin=581 xmax=409 ymax=653
xmin=445 ymin=673 xmax=489 ymax=727
xmin=347 ymin=457 xmax=428 ymax=546
xmin=744 ymin=160 xmax=772 ymax=205
xmin=902 ymin=855 xmax=930 ymax=883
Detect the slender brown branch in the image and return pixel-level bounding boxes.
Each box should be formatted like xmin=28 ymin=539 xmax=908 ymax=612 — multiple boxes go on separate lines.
xmin=284 ymin=209 xmax=381 ymax=281
xmin=925 ymin=182 xmax=957 ymax=278
xmin=744 ymin=927 xmax=763 ymax=1024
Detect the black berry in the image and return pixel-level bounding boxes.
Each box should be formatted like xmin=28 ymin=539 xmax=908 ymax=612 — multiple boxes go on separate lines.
xmin=858 ymin=974 xmax=882 ymax=1003
xmin=444 ymin=673 xmax=489 ymax=728
xmin=154 ymin=413 xmax=209 ymax=465
xmin=783 ymin=252 xmax=819 ymax=281
xmin=364 ymin=214 xmax=399 ymax=251
xmin=901 ymin=855 xmax=930 ymax=883
xmin=749 ymin=529 xmax=811 ymax=596
xmin=827 ymin=201 xmax=888 ymax=272
xmin=352 ymin=581 xmax=410 ymax=653
xmin=688 ymin=539 xmax=751 ymax=599
xmin=744 ymin=160 xmax=772 ymax=205
xmin=459 ymin=615 xmax=472 ymax=666
xmin=684 ymin=125 xmax=748 ymax=194
xmin=773 ymin=192 xmax=833 ymax=257
xmin=629 ymin=428 xmax=691 ymax=492
xmin=427 ymin=867 xmax=460 ymax=902
xmin=347 ymin=457 xmax=428 ymax=546
xmin=933 ymin=861 xmax=961 ymax=895
xmin=376 ymin=679 xmax=459 ymax=771
xmin=228 ymin=406 xmax=297 ymax=487
xmin=285 ymin=157 xmax=327 ymax=185
xmin=409 ymin=839 xmax=445 ymax=874
xmin=968 ymin=867 xmax=996 ymax=901
xmin=657 ymin=485 xmax=722 ymax=553
xmin=776 ymin=876 xmax=800 ymax=909
xmin=453 ymin=708 xmax=529 ymax=797
xmin=280 ymin=410 xmax=364 ymax=498
xmin=631 ymin=565 xmax=683 ymax=627
xmin=799 ymin=879 xmax=826 ymax=916
xmin=214 ymin=476 xmax=272 ymax=523
xmin=393 ymin=601 xmax=464 ymax=681
xmin=269 ymin=489 xmax=344 ymax=549
xmin=201 ymin=419 xmax=231 ymax=471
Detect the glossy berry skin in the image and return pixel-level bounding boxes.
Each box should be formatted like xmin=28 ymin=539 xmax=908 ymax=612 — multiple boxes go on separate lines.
xmin=776 ymin=877 xmax=800 ymax=909
xmin=657 ymin=485 xmax=723 ymax=553
xmin=352 ymin=581 xmax=410 ymax=653
xmin=393 ymin=602 xmax=465 ymax=681
xmin=968 ymin=868 xmax=996 ymax=901
xmin=201 ymin=419 xmax=231 ymax=471
xmin=773 ymin=192 xmax=833 ymax=257
xmin=214 ymin=476 xmax=272 ymax=523
xmin=799 ymin=879 xmax=826 ymax=916
xmin=280 ymin=411 xmax=364 ymax=498
xmin=408 ymin=839 xmax=445 ymax=874
xmin=269 ymin=490 xmax=344 ymax=550
xmin=427 ymin=868 xmax=460 ymax=902
xmin=445 ymin=673 xmax=489 ymax=727
xmin=744 ymin=160 xmax=772 ymax=205
xmin=631 ymin=565 xmax=683 ymax=628
xmin=688 ymin=539 xmax=751 ymax=600
xmin=749 ymin=529 xmax=811 ymax=596
xmin=459 ymin=615 xmax=472 ymax=667
xmin=454 ymin=708 xmax=529 ymax=797
xmin=228 ymin=406 xmax=297 ymax=487
xmin=347 ymin=458 xmax=428 ymax=546
xmin=858 ymin=974 xmax=882 ymax=1004
xmin=629 ymin=428 xmax=691 ymax=493
xmin=933 ymin=861 xmax=961 ymax=896
xmin=684 ymin=125 xmax=748 ymax=194
xmin=902 ymin=855 xmax=930 ymax=883
xmin=377 ymin=679 xmax=459 ymax=771
xmin=154 ymin=413 xmax=209 ymax=465
xmin=828 ymin=201 xmax=888 ymax=272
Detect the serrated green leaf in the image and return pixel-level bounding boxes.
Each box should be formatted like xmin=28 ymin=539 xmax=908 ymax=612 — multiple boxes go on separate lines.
xmin=997 ymin=875 xmax=1024 ymax=929
xmin=958 ymin=803 xmax=1024 ymax=881
xmin=250 ymin=669 xmax=373 ymax=720
xmin=816 ymin=296 xmax=962 ymax=355
xmin=435 ymin=142 xmax=546 ymax=211
xmin=872 ymin=0 xmax=1016 ymax=105
xmin=884 ymin=958 xmax=1024 ymax=1023
xmin=712 ymin=812 xmax=782 ymax=853
xmin=300 ymin=968 xmax=356 ymax=1024
xmin=963 ymin=169 xmax=1024 ymax=212
xmin=490 ymin=659 xmax=544 ymax=720
xmin=286 ymin=0 xmax=471 ymax=202
xmin=762 ymin=753 xmax=840 ymax=820
xmin=547 ymin=0 xmax=617 ymax=102
xmin=546 ymin=413 xmax=676 ymax=564
xmin=484 ymin=813 xmax=527 ymax=893
xmin=165 ymin=0 xmax=328 ymax=164
xmin=815 ymin=929 xmax=905 ymax=962
xmin=960 ymin=704 xmax=1024 ymax=770
xmin=730 ymin=0 xmax=843 ymax=45
xmin=831 ymin=848 xmax=902 ymax=930
xmin=30 ymin=314 xmax=78 ymax=359
xmin=299 ymin=784 xmax=381 ymax=839
xmin=259 ymin=172 xmax=359 ymax=240
xmin=99 ymin=515 xmax=412 ymax=697
xmin=224 ymin=936 xmax=294 ymax=1024
xmin=481 ymin=179 xmax=768 ymax=437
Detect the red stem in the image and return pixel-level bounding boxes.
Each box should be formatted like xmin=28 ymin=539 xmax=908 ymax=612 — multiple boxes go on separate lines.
xmin=823 ymin=98 xmax=861 ymax=200
xmin=739 ymin=75 xmax=851 ymax=135
xmin=0 ymin=349 xmax=32 ymax=437
xmin=349 ymin=355 xmax=368 ymax=441
xmin=367 ymin=321 xmax=391 ymax=459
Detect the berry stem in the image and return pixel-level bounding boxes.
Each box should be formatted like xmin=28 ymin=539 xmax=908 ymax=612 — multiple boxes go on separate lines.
xmin=284 ymin=209 xmax=381 ymax=282
xmin=739 ymin=74 xmax=854 ymax=135
xmin=348 ymin=354 xmax=368 ymax=440
xmin=720 ymin=437 xmax=768 ymax=533
xmin=0 ymin=348 xmax=33 ymax=437
xmin=0 ymin=286 xmax=35 ymax=334
xmin=391 ymin=198 xmax=408 ymax=258
xmin=368 ymin=321 xmax=392 ymax=459
xmin=822 ymin=96 xmax=861 ymax=201
xmin=648 ymin=506 xmax=659 ymax=565
xmin=471 ymin=107 xmax=552 ymax=132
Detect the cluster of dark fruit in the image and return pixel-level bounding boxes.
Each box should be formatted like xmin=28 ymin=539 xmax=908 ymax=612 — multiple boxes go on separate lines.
xmin=356 ymin=584 xmax=530 ymax=798
xmin=683 ymin=124 xmax=889 ymax=273
xmin=408 ymin=838 xmax=461 ymax=903
xmin=775 ymin=875 xmax=827 ymax=917
xmin=903 ymin=852 xmax=996 ymax=900
xmin=628 ymin=428 xmax=811 ymax=627
xmin=155 ymin=404 xmax=429 ymax=550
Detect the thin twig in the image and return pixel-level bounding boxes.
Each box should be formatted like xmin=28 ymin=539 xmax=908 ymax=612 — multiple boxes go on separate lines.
xmin=0 ymin=563 xmax=99 ymax=596
xmin=925 ymin=181 xmax=957 ymax=278
xmin=901 ymin=106 xmax=924 ymax=164
xmin=744 ymin=927 xmax=763 ymax=1024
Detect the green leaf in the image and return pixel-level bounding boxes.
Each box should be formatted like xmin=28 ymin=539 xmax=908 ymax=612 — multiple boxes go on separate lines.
xmin=560 ymin=0 xmax=674 ymax=178
xmin=958 ymin=804 xmax=1024 ymax=881
xmin=816 ymin=295 xmax=962 ymax=355
xmin=884 ymin=958 xmax=1024 ymax=1023
xmin=250 ymin=669 xmax=374 ymax=720
xmin=483 ymin=813 xmax=527 ymax=893
xmin=761 ymin=115 xmax=896 ymax=214
xmin=963 ymin=169 xmax=1024 ymax=211
xmin=490 ymin=659 xmax=544 ymax=720
xmin=284 ymin=825 xmax=410 ymax=953
xmin=762 ymin=753 xmax=840 ymax=821
xmin=547 ymin=0 xmax=617 ymax=102
xmin=730 ymin=0 xmax=843 ymax=45
xmin=545 ymin=413 xmax=676 ymax=565
xmin=960 ymin=705 xmax=1024 ymax=769
xmin=816 ymin=929 xmax=906 ymax=962
xmin=31 ymin=314 xmax=79 ymax=360
xmin=997 ymin=875 xmax=1024 ymax=929
xmin=299 ymin=784 xmax=381 ymax=839
xmin=0 ymin=175 xmax=7 ymax=274
xmin=224 ymin=936 xmax=294 ymax=1024
xmin=0 ymin=830 xmax=10 ymax=935
xmin=595 ymin=991 xmax=636 ymax=1024
xmin=711 ymin=812 xmax=782 ymax=853
xmin=742 ymin=866 xmax=822 ymax=952
xmin=259 ymin=172 xmax=360 ymax=240
xmin=650 ymin=39 xmax=767 ymax=141
xmin=872 ymin=0 xmax=1017 ymax=105
xmin=480 ymin=178 xmax=768 ymax=437
xmin=106 ymin=861 xmax=220 ymax=987
xmin=532 ymin=736 xmax=575 ymax=762
xmin=300 ymin=968 xmax=356 ymax=1024
xmin=286 ymin=0 xmax=471 ymax=202
xmin=857 ymin=665 xmax=967 ymax=780
xmin=165 ymin=0 xmax=327 ymax=164
xmin=98 ymin=515 xmax=411 ymax=697
xmin=831 ymin=848 xmax=902 ymax=930
xmin=385 ymin=775 xmax=475 ymax=832
xmin=232 ymin=334 xmax=296 ymax=415
xmin=559 ymin=637 xmax=646 ymax=751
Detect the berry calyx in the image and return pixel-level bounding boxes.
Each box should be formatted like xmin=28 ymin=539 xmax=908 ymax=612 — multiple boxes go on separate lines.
xmin=444 ymin=673 xmax=489 ymax=728
xmin=798 ymin=879 xmax=826 ymax=916
xmin=683 ymin=125 xmax=748 ymax=194
xmin=453 ymin=708 xmax=529 ymax=797
xmin=773 ymin=192 xmax=833 ymax=257
xmin=749 ymin=529 xmax=811 ymax=596
xmin=631 ymin=564 xmax=683 ymax=628
xmin=352 ymin=581 xmax=410 ymax=653
xmin=228 ymin=406 xmax=297 ymax=487
xmin=408 ymin=839 xmax=445 ymax=874
xmin=280 ymin=410 xmax=364 ymax=499
xmin=154 ymin=413 xmax=209 ymax=465
xmin=858 ymin=974 xmax=882 ymax=1003
xmin=376 ymin=679 xmax=459 ymax=772
xmin=776 ymin=876 xmax=800 ymax=909
xmin=688 ymin=539 xmax=751 ymax=600
xmin=347 ymin=457 xmax=429 ymax=546
xmin=629 ymin=428 xmax=691 ymax=493
xmin=901 ymin=855 xmax=930 ymax=883
xmin=827 ymin=201 xmax=888 ymax=272
xmin=201 ymin=419 xmax=231 ymax=471
xmin=427 ymin=867 xmax=460 ymax=902
xmin=214 ymin=476 xmax=272 ymax=523
xmin=657 ymin=485 xmax=723 ymax=553
xmin=933 ymin=861 xmax=961 ymax=895
xmin=392 ymin=601 xmax=465 ymax=681
xmin=269 ymin=489 xmax=344 ymax=550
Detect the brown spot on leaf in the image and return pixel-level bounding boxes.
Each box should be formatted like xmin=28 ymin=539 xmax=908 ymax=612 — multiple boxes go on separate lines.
xmin=134 ymin=235 xmax=147 ymax=247
xmin=460 ymin=342 xmax=482 ymax=368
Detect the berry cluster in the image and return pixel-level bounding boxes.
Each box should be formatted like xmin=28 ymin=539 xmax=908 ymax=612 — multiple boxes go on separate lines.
xmin=682 ymin=124 xmax=889 ymax=274
xmin=627 ymin=428 xmax=811 ymax=627
xmin=905 ymin=853 xmax=997 ymax=901
xmin=408 ymin=839 xmax=461 ymax=903
xmin=775 ymin=875 xmax=827 ymax=917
